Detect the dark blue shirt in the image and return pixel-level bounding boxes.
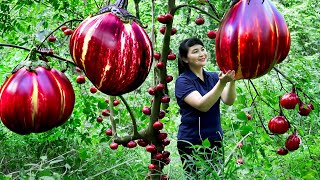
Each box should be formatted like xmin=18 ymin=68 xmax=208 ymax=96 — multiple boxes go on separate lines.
xmin=175 ymin=69 xmax=223 ymax=143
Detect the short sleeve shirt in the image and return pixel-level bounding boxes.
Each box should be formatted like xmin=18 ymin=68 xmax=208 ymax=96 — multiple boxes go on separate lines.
xmin=175 ymin=69 xmax=223 ymax=143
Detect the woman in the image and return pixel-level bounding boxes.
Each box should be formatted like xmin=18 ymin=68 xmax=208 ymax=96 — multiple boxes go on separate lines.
xmin=175 ymin=37 xmax=236 ymax=179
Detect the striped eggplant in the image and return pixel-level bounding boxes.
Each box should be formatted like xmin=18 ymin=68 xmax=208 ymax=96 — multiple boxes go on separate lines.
xmin=216 ymin=0 xmax=291 ymax=79
xmin=69 ymin=0 xmax=153 ymax=96
xmin=0 ymin=51 xmax=75 ymax=135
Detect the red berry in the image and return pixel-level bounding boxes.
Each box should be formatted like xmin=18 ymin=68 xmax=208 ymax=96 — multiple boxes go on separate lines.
xmin=156 ymin=61 xmax=165 ymax=69
xmin=195 ymin=15 xmax=205 ymax=25
xmin=161 ymin=94 xmax=170 ymax=103
xmin=48 ymin=35 xmax=56 ymax=42
xmin=171 ymin=28 xmax=177 ymax=35
xmin=158 ymin=110 xmax=166 ymax=119
xmin=167 ymin=52 xmax=176 ymax=60
xmin=160 ymin=26 xmax=166 ymax=34
xmin=137 ymin=139 xmax=148 ymax=147
xmin=207 ymin=30 xmax=216 ymax=39
xmin=75 ymin=67 xmax=82 ymax=72
xmin=157 ymin=132 xmax=167 ymax=140
xmin=146 ymin=144 xmax=157 ymax=153
xmin=164 ymin=13 xmax=173 ymax=23
xmin=153 ymin=121 xmax=164 ymax=130
xmin=96 ymin=116 xmax=103 ymax=122
xmin=165 ymin=75 xmax=173 ymax=83
xmin=76 ymin=75 xmax=85 ymax=84
xmin=90 ymin=87 xmax=97 ymax=93
xmin=148 ymin=164 xmax=157 ymax=170
xmin=246 ymin=113 xmax=252 ymax=120
xmin=153 ymin=152 xmax=163 ymax=160
xmin=162 ymin=139 xmax=170 ymax=146
xmin=106 ymin=128 xmax=112 ymax=136
xmin=110 ymin=142 xmax=118 ymax=150
xmin=61 ymin=25 xmax=68 ymax=32
xmin=157 ymin=15 xmax=167 ymax=24
xmin=154 ymin=52 xmax=161 ymax=60
xmin=63 ymin=29 xmax=73 ymax=35
xmin=148 ymin=87 xmax=156 ymax=95
xmin=102 ymin=109 xmax=110 ymax=116
xmin=113 ymin=99 xmax=120 ymax=106
xmin=142 ymin=106 xmax=151 ymax=115
xmin=127 ymin=140 xmax=137 ymax=148
xmin=156 ymin=83 xmax=165 ymax=92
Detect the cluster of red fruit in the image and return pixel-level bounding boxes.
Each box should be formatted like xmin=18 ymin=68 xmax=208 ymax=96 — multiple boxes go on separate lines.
xmin=194 ymin=15 xmax=216 ymax=39
xmin=270 ymin=86 xmax=314 ymax=155
xmin=47 ymin=25 xmax=73 ymax=43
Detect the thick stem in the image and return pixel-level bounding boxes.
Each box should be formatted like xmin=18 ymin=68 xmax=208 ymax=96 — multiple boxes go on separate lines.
xmin=114 ymin=0 xmax=128 ymax=9
xmin=109 ymin=96 xmax=118 ymax=138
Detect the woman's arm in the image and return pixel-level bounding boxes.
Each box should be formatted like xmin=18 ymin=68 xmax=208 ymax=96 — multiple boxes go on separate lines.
xmin=221 ymin=80 xmax=236 ymax=105
xmin=184 ymin=70 xmax=235 ymax=112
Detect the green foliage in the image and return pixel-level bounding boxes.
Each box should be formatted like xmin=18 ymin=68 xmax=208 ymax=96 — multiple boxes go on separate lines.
xmin=0 ymin=0 xmax=319 ymax=179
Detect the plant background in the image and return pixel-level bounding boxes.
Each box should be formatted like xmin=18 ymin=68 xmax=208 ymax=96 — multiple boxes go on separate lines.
xmin=0 ymin=0 xmax=319 ymax=179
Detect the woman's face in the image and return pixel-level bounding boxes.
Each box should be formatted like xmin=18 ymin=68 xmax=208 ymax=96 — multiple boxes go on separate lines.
xmin=185 ymin=44 xmax=208 ymax=68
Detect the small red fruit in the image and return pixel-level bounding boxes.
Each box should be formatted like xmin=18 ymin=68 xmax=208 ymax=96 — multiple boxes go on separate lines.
xmin=162 ymin=139 xmax=170 ymax=146
xmin=137 ymin=139 xmax=148 ymax=147
xmin=158 ymin=110 xmax=166 ymax=119
xmin=148 ymin=87 xmax=156 ymax=95
xmin=236 ymin=157 xmax=244 ymax=164
xmin=171 ymin=28 xmax=177 ymax=35
xmin=285 ymin=130 xmax=300 ymax=151
xmin=148 ymin=164 xmax=157 ymax=170
xmin=162 ymin=151 xmax=170 ymax=158
xmin=153 ymin=121 xmax=164 ymax=130
xmin=76 ymin=75 xmax=85 ymax=84
xmin=61 ymin=25 xmax=68 ymax=32
xmin=75 ymin=67 xmax=82 ymax=72
xmin=110 ymin=142 xmax=118 ymax=150
xmin=146 ymin=144 xmax=157 ymax=153
xmin=236 ymin=142 xmax=243 ymax=148
xmin=276 ymin=148 xmax=289 ymax=155
xmin=127 ymin=140 xmax=137 ymax=148
xmin=167 ymin=52 xmax=176 ymax=60
xmin=153 ymin=152 xmax=163 ymax=160
xmin=154 ymin=52 xmax=161 ymax=60
xmin=157 ymin=15 xmax=167 ymax=24
xmin=164 ymin=13 xmax=173 ymax=23
xmin=298 ymin=103 xmax=312 ymax=116
xmin=113 ymin=99 xmax=120 ymax=106
xmin=280 ymin=87 xmax=300 ymax=109
xmin=195 ymin=15 xmax=205 ymax=25
xmin=161 ymin=94 xmax=170 ymax=103
xmin=102 ymin=109 xmax=110 ymax=116
xmin=157 ymin=132 xmax=168 ymax=140
xmin=268 ymin=115 xmax=290 ymax=134
xmin=63 ymin=29 xmax=73 ymax=35
xmin=90 ymin=87 xmax=97 ymax=93
xmin=246 ymin=113 xmax=252 ymax=120
xmin=156 ymin=61 xmax=165 ymax=69
xmin=160 ymin=26 xmax=166 ymax=34
xmin=106 ymin=128 xmax=112 ymax=136
xmin=156 ymin=83 xmax=165 ymax=92
xmin=308 ymin=103 xmax=314 ymax=110
xmin=142 ymin=106 xmax=151 ymax=115
xmin=96 ymin=116 xmax=103 ymax=122
xmin=165 ymin=75 xmax=173 ymax=83
xmin=207 ymin=30 xmax=217 ymax=39
xmin=48 ymin=35 xmax=56 ymax=42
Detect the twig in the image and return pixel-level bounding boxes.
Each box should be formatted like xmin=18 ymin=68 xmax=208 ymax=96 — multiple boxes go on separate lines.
xmin=0 ymin=43 xmax=75 ymax=65
xmin=249 ymin=80 xmax=277 ymax=112
xmin=37 ymin=19 xmax=83 ymax=49
xmin=119 ymin=95 xmax=139 ymax=136
xmin=224 ymin=132 xmax=252 ymax=164
xmin=172 ymin=4 xmax=220 ymax=23
xmin=85 ymin=158 xmax=135 ymax=180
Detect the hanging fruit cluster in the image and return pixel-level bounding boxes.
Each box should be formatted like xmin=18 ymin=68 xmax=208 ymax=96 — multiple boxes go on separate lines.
xmin=268 ymin=86 xmax=314 ymax=155
xmin=216 ymin=0 xmax=291 ymax=80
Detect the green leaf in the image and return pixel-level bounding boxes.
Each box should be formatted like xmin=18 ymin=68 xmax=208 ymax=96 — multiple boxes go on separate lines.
xmin=237 ymin=111 xmax=248 ymax=121
xmin=202 ymin=138 xmax=211 ymax=148
xmin=239 ymin=125 xmax=253 ymax=136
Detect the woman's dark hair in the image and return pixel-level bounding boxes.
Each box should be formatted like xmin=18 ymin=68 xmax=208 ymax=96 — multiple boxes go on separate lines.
xmin=178 ymin=37 xmax=204 ymax=75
